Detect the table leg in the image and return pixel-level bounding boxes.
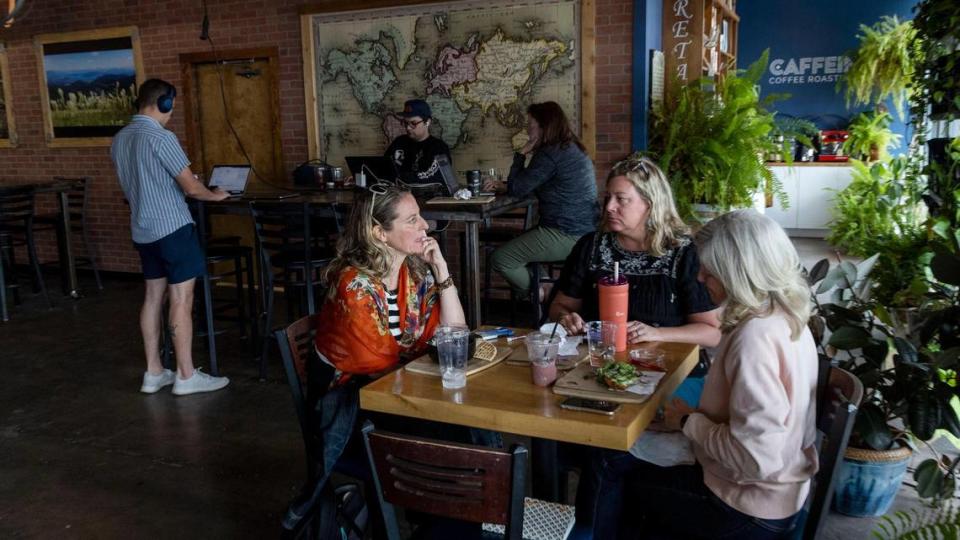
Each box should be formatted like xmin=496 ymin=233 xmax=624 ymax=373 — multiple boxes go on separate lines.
xmin=532 ymin=438 xmax=561 ymax=502
xmin=195 ymin=202 xmax=219 ymax=376
xmin=464 ymin=221 xmax=481 ymax=328
xmin=57 ymin=191 xmax=80 ymax=298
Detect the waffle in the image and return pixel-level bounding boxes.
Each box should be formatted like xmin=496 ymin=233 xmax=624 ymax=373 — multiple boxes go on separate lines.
xmin=473 ymin=340 xmax=498 ymax=362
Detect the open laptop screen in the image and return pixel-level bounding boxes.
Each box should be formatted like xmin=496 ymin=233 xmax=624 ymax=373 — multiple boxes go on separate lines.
xmin=208 ymin=165 xmax=251 ymax=194
xmin=345 ymin=156 xmax=396 ymax=184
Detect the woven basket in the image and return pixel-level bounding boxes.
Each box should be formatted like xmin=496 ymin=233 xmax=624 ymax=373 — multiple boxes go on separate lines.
xmin=844 ymin=445 xmax=912 ymax=463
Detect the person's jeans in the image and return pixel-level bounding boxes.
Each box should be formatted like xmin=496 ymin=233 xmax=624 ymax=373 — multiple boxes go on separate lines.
xmin=490 ymin=225 xmax=579 ymax=293
xmin=576 ymin=450 xmax=799 ymax=540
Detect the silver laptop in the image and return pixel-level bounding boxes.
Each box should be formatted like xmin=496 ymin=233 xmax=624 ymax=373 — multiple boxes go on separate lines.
xmin=208 ymin=165 xmax=251 ymax=196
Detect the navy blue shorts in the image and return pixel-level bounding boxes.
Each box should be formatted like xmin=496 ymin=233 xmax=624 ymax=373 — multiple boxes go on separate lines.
xmin=134 ymin=225 xmax=206 ymax=284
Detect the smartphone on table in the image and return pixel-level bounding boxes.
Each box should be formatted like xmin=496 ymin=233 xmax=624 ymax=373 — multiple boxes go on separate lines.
xmin=559 ymin=397 xmax=621 ymax=415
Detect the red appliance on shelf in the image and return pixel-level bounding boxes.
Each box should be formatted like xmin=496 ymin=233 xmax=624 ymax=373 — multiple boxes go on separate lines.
xmin=818 ymin=130 xmax=849 ymax=162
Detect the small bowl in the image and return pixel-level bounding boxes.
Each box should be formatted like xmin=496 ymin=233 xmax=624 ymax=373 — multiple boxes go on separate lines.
xmin=427 ymin=334 xmax=478 ymax=362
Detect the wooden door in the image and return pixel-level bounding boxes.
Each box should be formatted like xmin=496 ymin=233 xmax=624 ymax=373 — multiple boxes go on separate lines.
xmin=180 ymin=47 xmax=283 ymax=185
xmin=179 ymin=48 xmax=283 ymax=260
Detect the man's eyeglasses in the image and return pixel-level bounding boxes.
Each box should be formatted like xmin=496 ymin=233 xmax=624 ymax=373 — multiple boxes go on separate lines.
xmin=403 ymin=119 xmax=426 ymax=129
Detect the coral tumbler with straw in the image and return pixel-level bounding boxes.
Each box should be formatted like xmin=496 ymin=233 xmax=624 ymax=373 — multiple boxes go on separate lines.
xmin=598 ymin=261 xmax=628 ymax=351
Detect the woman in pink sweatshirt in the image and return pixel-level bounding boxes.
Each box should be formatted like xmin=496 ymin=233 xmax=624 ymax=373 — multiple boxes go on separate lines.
xmin=582 ymin=210 xmax=818 ymax=539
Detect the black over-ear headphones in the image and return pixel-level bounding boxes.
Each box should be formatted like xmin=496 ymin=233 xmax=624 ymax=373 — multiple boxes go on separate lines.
xmin=157 ymin=84 xmax=176 ymax=114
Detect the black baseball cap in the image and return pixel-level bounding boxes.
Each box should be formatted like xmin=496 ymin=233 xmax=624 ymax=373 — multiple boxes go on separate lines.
xmin=399 ymin=99 xmax=431 ymax=119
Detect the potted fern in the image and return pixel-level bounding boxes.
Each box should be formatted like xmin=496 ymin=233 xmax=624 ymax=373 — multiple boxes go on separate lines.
xmin=843 ymin=110 xmax=902 ymax=162
xmin=647 ymin=50 xmax=787 ymax=222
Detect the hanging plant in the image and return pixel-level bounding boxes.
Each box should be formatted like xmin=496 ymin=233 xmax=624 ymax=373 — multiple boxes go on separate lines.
xmin=840 ymin=15 xmax=922 ymax=119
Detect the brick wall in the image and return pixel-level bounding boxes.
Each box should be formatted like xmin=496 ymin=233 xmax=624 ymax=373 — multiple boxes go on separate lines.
xmin=0 ymin=0 xmax=633 ymax=273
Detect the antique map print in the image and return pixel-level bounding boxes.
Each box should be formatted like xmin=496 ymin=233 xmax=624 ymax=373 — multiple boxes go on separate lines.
xmin=310 ymin=0 xmax=580 ymax=174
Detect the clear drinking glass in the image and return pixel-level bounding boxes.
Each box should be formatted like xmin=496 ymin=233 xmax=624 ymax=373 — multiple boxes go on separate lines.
xmin=435 ymin=325 xmax=470 ymax=389
xmin=586 ymin=321 xmax=618 ymax=368
xmin=525 ymin=332 xmax=561 ymax=387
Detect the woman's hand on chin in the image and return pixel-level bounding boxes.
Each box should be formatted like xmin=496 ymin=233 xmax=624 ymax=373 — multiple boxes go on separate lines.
xmin=419 ymin=237 xmax=449 ymax=276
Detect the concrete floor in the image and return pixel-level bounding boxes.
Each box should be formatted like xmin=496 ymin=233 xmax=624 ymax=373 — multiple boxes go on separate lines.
xmin=0 ymin=241 xmax=951 ymax=539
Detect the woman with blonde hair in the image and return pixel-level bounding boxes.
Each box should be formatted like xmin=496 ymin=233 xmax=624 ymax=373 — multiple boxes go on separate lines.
xmin=315 ymin=184 xmax=464 ymax=381
xmin=595 ymin=210 xmax=819 ymax=539
xmin=550 ymin=155 xmax=720 ymax=350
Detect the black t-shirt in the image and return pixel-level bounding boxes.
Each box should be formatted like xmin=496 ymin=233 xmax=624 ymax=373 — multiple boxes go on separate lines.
xmin=384 ymin=135 xmax=451 ymax=186
xmin=556 ymin=231 xmax=716 ymax=327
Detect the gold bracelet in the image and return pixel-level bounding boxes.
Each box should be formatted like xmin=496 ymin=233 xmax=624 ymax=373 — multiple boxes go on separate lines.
xmin=435 ymin=276 xmax=455 ymax=292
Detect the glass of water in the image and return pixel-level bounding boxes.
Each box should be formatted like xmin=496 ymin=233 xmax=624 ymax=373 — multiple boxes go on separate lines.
xmin=586 ymin=321 xmax=618 ymax=368
xmin=435 ymin=325 xmax=470 ymax=389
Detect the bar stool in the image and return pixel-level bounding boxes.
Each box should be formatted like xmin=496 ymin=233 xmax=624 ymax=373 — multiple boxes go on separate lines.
xmin=251 ymin=202 xmax=337 ymax=379
xmin=196 ymin=240 xmax=259 ymax=350
xmin=0 ymin=185 xmax=52 ymax=318
xmin=34 ymin=177 xmax=103 ymax=291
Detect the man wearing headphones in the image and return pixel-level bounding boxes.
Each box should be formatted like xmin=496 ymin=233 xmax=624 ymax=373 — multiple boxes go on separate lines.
xmin=384 ymin=99 xmax=451 ymax=186
xmin=111 ymin=78 xmax=230 ymax=396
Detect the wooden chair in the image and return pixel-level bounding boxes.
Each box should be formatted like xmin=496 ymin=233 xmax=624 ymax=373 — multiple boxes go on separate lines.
xmin=362 ymin=421 xmax=575 ymax=540
xmin=276 ymin=314 xmax=322 ymax=479
xmin=276 ymin=315 xmax=370 ymax=539
xmin=796 ymin=360 xmax=863 ymax=540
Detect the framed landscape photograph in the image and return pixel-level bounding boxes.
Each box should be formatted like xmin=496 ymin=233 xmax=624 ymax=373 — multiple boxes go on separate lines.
xmin=0 ymin=42 xmax=17 ymax=147
xmin=34 ymin=26 xmax=144 ymax=147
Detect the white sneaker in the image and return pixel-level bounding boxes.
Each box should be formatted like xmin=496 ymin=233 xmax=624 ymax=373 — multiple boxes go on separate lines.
xmin=140 ymin=369 xmax=176 ymax=394
xmin=172 ymin=368 xmax=230 ymax=396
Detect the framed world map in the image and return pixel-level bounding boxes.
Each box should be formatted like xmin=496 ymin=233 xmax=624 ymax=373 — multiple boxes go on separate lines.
xmin=301 ymin=0 xmax=594 ymax=175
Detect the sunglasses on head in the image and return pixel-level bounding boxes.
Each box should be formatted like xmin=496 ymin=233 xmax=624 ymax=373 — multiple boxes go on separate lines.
xmin=368 ymin=182 xmax=392 ymax=225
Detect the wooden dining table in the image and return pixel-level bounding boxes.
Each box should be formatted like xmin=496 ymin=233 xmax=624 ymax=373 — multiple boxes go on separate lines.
xmin=359 ymin=335 xmax=700 ymax=500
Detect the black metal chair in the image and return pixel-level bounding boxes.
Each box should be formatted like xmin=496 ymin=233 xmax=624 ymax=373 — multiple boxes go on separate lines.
xmin=362 ymin=421 xmax=575 ymax=540
xmin=33 ymin=177 xmax=103 ymax=291
xmin=795 ymin=359 xmax=863 ymax=539
xmin=251 ymin=202 xmax=335 ymax=379
xmin=0 ymin=185 xmax=52 ymax=318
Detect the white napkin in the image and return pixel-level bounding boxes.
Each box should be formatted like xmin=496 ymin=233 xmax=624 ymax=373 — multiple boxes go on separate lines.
xmin=629 ymin=431 xmax=696 ymax=466
xmin=625 ymin=370 xmax=665 ymax=397
xmin=538 ymin=323 xmax=581 ymax=355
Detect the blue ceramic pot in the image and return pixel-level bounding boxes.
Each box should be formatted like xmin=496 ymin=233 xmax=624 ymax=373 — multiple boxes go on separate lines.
xmin=833 ymin=448 xmax=911 ymax=517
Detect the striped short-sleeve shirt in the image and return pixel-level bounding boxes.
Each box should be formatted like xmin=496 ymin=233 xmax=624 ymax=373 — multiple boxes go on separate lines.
xmin=110 ymin=115 xmax=194 ymax=244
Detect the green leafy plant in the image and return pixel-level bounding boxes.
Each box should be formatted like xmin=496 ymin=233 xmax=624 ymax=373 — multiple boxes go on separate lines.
xmin=826 ymin=157 xmax=928 ymax=307
xmin=770 ymin=116 xmax=819 ymax=162
xmin=807 ymin=252 xmax=960 ymax=504
xmin=647 ymin=50 xmax=787 ymax=220
xmin=844 ymin=110 xmax=903 ymax=161
xmin=873 ymin=502 xmax=960 ymax=538
xmin=841 ymin=15 xmax=921 ymax=120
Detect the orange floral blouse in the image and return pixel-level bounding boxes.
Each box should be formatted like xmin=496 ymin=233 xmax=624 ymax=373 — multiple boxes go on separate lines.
xmin=315 ymin=262 xmax=441 ymax=379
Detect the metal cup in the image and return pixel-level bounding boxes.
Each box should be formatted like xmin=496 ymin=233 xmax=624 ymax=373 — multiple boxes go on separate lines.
xmin=466 ymin=170 xmax=481 ymax=195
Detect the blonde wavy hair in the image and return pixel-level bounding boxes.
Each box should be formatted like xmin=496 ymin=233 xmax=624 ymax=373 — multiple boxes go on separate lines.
xmin=322 ymin=185 xmax=426 ymax=286
xmin=602 ymin=156 xmax=689 ymax=256
xmin=695 ymin=209 xmax=811 ymax=340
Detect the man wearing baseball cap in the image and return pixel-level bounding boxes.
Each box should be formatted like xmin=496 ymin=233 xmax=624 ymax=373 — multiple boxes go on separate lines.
xmin=384 ymin=98 xmax=451 ymax=186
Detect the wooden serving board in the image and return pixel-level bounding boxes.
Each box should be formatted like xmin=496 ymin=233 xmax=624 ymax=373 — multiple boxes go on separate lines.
xmin=404 ymin=345 xmax=513 ymax=377
xmin=425 ymin=195 xmax=496 ymax=205
xmin=552 ymin=364 xmax=654 ymax=404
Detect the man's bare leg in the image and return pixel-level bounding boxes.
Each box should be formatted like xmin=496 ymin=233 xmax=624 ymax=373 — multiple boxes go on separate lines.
xmin=142 ymin=278 xmax=168 ymax=375
xmin=167 ymin=278 xmax=196 ymax=380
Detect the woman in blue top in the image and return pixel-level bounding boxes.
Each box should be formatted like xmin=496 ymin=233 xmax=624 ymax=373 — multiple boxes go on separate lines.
xmin=483 ymin=101 xmax=598 ymax=297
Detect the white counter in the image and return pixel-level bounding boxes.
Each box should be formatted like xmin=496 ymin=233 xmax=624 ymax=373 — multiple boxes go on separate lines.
xmin=766 ymin=162 xmax=853 ymax=237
